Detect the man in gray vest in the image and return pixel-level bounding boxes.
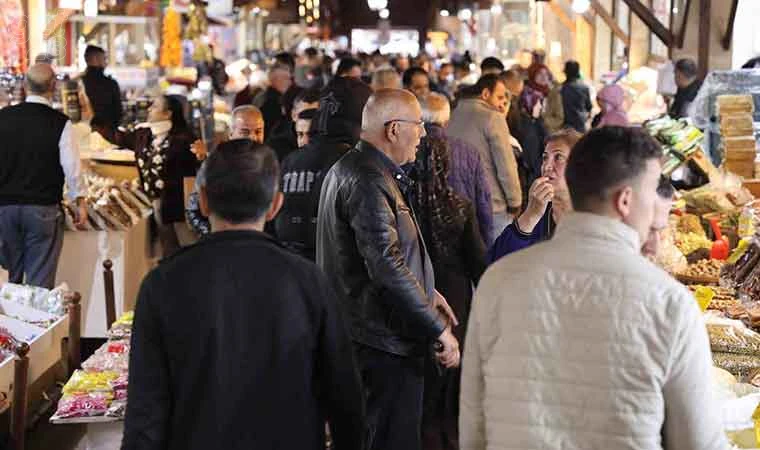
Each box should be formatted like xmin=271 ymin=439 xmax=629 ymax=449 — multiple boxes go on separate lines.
xmin=0 ymin=63 xmax=88 ymax=288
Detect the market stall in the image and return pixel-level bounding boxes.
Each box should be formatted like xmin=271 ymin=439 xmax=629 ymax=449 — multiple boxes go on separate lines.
xmin=0 ymin=283 xmax=81 ymax=450
xmin=51 ymin=311 xmax=133 ymax=449
xmin=55 ymin=175 xmax=153 ymax=338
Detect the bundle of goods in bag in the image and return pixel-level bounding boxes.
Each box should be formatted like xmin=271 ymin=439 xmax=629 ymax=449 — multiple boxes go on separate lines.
xmin=61 ymin=174 xmax=152 ymax=231
xmin=0 ymin=283 xmax=69 ymax=316
xmin=713 ymin=352 xmax=760 ymax=378
xmin=82 ymin=340 xmax=129 ymax=373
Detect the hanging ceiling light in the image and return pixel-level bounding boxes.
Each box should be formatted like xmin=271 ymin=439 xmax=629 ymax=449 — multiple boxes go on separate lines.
xmin=571 ymin=0 xmax=590 ymax=13
xmin=458 ymin=8 xmax=472 ymax=20
xmin=367 ymin=0 xmax=388 ymax=11
xmin=440 ymin=9 xmax=450 ymax=17
xmin=379 ymin=8 xmax=389 ymax=19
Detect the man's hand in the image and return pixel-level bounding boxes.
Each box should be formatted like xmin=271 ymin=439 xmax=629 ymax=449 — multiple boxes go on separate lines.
xmin=191 ymin=140 xmax=208 ymax=161
xmin=437 ymin=326 xmax=460 ymax=368
xmin=532 ymin=100 xmax=543 ymax=119
xmin=74 ymin=198 xmax=88 ymax=230
xmin=434 ymin=290 xmax=459 ymax=327
xmin=517 ymin=177 xmax=553 ymax=233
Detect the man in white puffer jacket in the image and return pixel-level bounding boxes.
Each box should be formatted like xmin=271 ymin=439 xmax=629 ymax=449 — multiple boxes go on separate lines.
xmin=460 ymin=126 xmax=730 ymax=450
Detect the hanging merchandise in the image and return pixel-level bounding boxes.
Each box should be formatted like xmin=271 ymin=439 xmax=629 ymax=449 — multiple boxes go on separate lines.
xmin=0 ymin=0 xmax=27 ymax=71
xmin=184 ymin=2 xmax=212 ymax=63
xmin=159 ymin=7 xmax=182 ymax=68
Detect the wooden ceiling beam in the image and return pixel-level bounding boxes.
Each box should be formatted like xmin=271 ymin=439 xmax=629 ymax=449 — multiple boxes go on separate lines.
xmin=620 ymin=0 xmax=674 ymax=47
xmin=547 ymin=1 xmax=577 ymax=34
xmin=675 ymin=0 xmax=692 ymax=48
xmin=590 ymin=0 xmax=629 ymax=44
xmin=721 ymin=0 xmax=738 ymax=50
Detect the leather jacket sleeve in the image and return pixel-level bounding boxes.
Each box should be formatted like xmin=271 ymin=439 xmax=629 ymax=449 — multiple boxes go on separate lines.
xmin=345 ymin=176 xmax=446 ymax=340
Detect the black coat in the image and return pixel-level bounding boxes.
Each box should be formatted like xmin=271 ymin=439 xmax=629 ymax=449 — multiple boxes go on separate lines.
xmin=122 ymin=230 xmax=365 ymax=450
xmin=560 ymin=80 xmax=593 ymax=133
xmin=253 ymin=87 xmax=285 ymax=141
xmin=317 ymin=141 xmax=446 ymax=357
xmin=82 ymin=67 xmax=123 ymax=128
xmin=275 ymin=136 xmax=351 ymax=261
xmin=669 ymin=79 xmax=702 ymax=119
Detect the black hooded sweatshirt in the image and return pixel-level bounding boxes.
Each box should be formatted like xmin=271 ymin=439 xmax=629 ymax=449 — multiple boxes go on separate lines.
xmin=274 ymin=77 xmax=372 ymax=261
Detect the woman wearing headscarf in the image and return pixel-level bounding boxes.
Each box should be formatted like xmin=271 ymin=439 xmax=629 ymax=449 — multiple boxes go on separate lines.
xmin=520 ymin=64 xmax=565 ymax=134
xmin=593 ymin=84 xmax=630 ymax=128
xmin=410 ymin=126 xmax=487 ymax=450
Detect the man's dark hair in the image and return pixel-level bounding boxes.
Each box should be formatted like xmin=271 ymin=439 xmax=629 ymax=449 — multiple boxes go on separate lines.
xmin=205 ymin=140 xmax=279 ymax=224
xmin=402 ymin=67 xmax=428 ymax=87
xmin=675 ymin=58 xmax=698 ymax=79
xmin=564 ymin=60 xmax=581 ymax=80
xmin=474 ymin=74 xmax=504 ymax=95
xmin=294 ymin=87 xmax=321 ymax=105
xmin=336 ymin=57 xmax=362 ymax=77
xmin=84 ymin=45 xmax=105 ymax=64
xmin=657 ymin=175 xmax=675 ymax=199
xmin=280 ymin=85 xmax=304 ymax=119
xmin=566 ymin=126 xmax=662 ymax=211
xmin=298 ymin=108 xmax=318 ymax=120
xmin=480 ymin=56 xmax=504 ymax=73
xmin=304 ymin=47 xmax=319 ymax=59
xmin=274 ymin=52 xmax=296 ymax=72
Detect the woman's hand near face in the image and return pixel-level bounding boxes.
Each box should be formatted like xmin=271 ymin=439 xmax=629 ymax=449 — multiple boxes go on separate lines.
xmin=517 ymin=177 xmax=554 ymax=233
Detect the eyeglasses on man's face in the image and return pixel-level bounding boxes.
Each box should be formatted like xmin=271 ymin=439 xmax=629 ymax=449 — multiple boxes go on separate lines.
xmin=383 ymin=119 xmax=425 ymax=128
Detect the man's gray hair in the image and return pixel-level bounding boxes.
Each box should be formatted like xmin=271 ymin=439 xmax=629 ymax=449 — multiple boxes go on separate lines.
xmin=371 ymin=68 xmax=401 ymax=90
xmin=231 ymin=105 xmax=263 ymax=120
xmin=421 ymin=92 xmax=450 ymax=125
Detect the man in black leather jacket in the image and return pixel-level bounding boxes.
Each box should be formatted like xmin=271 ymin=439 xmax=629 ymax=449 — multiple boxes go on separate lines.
xmin=317 ymin=89 xmax=460 ymax=450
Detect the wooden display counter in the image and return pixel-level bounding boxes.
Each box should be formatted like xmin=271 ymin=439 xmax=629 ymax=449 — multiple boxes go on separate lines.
xmin=55 ymin=219 xmax=152 ymax=338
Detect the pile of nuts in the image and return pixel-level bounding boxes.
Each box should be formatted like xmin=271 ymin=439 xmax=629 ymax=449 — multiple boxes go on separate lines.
xmin=682 ymin=259 xmax=724 ymax=279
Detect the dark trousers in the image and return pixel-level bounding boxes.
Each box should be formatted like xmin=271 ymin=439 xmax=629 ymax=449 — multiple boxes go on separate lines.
xmin=0 ymin=205 xmax=64 ymax=288
xmin=422 ymin=361 xmax=461 ymax=450
xmin=355 ymin=344 xmax=425 ymax=450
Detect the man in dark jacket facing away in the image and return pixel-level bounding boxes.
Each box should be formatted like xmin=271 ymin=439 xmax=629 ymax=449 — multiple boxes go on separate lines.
xmin=275 ymin=76 xmax=372 ymax=261
xmin=560 ymin=60 xmax=593 ymax=133
xmin=317 ymin=89 xmax=460 ymax=450
xmin=123 ymin=140 xmax=365 ymax=450
xmin=81 ymin=45 xmax=122 ymax=128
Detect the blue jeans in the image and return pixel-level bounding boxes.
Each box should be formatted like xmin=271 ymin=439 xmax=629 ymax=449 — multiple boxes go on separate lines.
xmin=0 ymin=205 xmax=64 ymax=288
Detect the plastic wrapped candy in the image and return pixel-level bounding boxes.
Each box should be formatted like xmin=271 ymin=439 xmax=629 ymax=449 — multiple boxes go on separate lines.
xmin=109 ymin=372 xmax=128 ymax=391
xmin=52 ymin=393 xmax=112 ymax=419
xmin=62 ymin=370 xmax=119 ymax=395
xmin=108 ymin=311 xmax=134 ymax=340
xmin=713 ymin=352 xmax=760 ymax=378
xmin=106 ymin=400 xmax=127 ymax=418
xmin=107 ymin=341 xmax=129 ymax=354
xmin=82 ymin=350 xmax=128 ymax=373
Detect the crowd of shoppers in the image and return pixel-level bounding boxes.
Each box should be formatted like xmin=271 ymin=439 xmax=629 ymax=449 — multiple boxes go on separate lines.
xmin=0 ymin=48 xmax=724 ymax=450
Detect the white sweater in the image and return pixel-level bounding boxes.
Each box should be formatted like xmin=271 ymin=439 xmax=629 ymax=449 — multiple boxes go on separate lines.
xmin=460 ymin=212 xmax=730 ymax=450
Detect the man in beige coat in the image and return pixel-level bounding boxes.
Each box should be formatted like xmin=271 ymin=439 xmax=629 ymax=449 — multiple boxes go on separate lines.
xmin=461 ymin=126 xmax=729 ymax=450
xmin=448 ymin=74 xmax=522 ymax=240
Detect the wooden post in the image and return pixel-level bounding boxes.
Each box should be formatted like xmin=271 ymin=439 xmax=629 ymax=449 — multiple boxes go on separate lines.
xmin=103 ymin=259 xmax=116 ymax=330
xmin=67 ymin=292 xmax=81 ymax=376
xmin=698 ymin=0 xmax=711 ymax=79
xmin=11 ymin=343 xmax=30 ymax=450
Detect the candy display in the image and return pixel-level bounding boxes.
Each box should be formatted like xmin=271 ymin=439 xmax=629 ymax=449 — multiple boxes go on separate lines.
xmin=51 ymin=393 xmax=112 ymax=419
xmin=52 ymin=311 xmax=134 ymax=424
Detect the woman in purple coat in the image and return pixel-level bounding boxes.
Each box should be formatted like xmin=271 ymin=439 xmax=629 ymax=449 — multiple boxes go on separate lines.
xmin=487 ymin=129 xmax=581 ymax=263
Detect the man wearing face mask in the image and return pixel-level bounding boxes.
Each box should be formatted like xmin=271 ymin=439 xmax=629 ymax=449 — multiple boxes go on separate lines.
xmin=449 ymin=74 xmax=522 ymax=241
xmin=461 ymin=126 xmax=730 ymax=450
xmin=317 ymin=89 xmax=460 ymax=450
xmin=185 ymin=105 xmax=265 ymax=237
